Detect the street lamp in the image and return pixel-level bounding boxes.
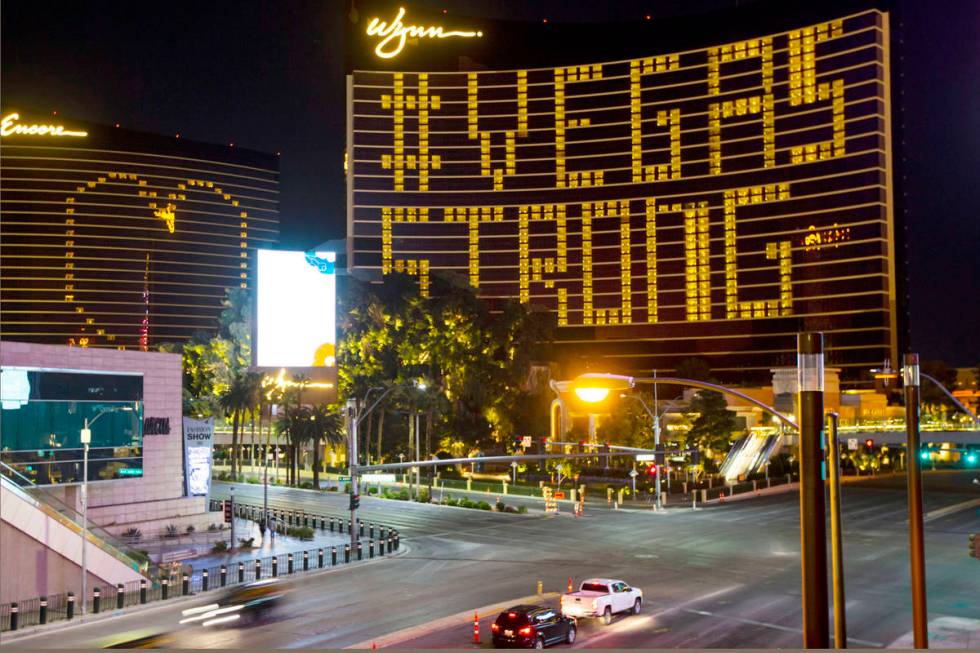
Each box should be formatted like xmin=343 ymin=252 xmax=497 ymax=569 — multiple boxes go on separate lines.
xmin=79 ymin=405 xmax=134 ymax=615
xmin=619 ymin=392 xmax=681 ymax=511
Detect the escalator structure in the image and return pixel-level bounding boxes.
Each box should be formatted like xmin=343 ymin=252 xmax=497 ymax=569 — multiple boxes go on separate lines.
xmin=719 ymin=432 xmax=781 ymax=483
xmin=1 ymin=461 xmax=152 ymax=595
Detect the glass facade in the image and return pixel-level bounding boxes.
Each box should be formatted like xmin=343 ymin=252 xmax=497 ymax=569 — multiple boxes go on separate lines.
xmin=1 ymin=368 xmax=143 ymax=484
xmin=348 ymin=9 xmax=900 ymax=385
xmin=0 ymin=115 xmax=280 ymax=350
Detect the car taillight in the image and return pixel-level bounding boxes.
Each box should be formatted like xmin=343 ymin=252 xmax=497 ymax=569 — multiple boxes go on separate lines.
xmin=491 ymin=623 xmax=500 ymax=632
xmin=518 ymin=626 xmax=533 ymax=636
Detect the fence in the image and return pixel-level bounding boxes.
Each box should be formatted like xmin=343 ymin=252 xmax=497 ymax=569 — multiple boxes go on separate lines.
xmin=0 ymin=501 xmax=400 ymax=633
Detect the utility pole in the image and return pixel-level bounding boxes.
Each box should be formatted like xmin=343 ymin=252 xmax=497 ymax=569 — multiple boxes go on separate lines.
xmin=797 ymin=332 xmax=829 ymax=648
xmin=826 ymin=412 xmax=847 ymax=648
xmin=653 ymin=369 xmax=662 ymax=511
xmin=903 ymin=353 xmax=928 ymax=648
xmin=414 ymin=411 xmax=421 ymax=500
xmin=347 ymin=400 xmax=359 ymax=549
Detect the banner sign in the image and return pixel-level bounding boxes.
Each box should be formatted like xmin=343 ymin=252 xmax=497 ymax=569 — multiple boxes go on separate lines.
xmin=182 ymin=416 xmax=214 ymax=497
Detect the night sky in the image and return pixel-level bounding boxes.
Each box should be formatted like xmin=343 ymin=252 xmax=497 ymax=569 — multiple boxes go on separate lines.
xmin=2 ymin=0 xmax=977 ymax=365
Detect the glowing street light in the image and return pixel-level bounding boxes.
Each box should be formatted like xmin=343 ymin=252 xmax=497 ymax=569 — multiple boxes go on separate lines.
xmin=571 ymin=373 xmax=634 ymax=403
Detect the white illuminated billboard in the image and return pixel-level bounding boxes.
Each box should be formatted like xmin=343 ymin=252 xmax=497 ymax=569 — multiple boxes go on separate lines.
xmin=256 ymin=249 xmax=337 ymax=368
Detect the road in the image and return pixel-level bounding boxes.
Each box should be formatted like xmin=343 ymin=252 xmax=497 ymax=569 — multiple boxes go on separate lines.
xmin=10 ymin=471 xmax=979 ymax=648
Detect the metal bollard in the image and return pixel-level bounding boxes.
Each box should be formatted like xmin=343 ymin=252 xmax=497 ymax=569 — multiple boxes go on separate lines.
xmin=303 ymin=550 xmax=309 ymax=571
xmin=318 ymin=548 xmax=324 ymax=568
xmin=10 ymin=603 xmax=18 ymax=631
xmin=303 ymin=513 xmax=308 ymax=527
xmin=239 ymin=561 xmax=246 ymax=583
xmin=254 ymin=559 xmax=262 ymax=580
xmin=272 ymin=556 xmax=279 ymax=577
xmin=359 ymin=522 xmax=364 ymax=537
xmin=379 ymin=538 xmax=385 ymax=556
xmin=117 ymin=583 xmax=125 ymax=610
xmin=380 ymin=527 xmax=386 ymax=541
xmin=330 ymin=517 xmax=335 ymax=532
xmin=370 ymin=523 xmax=375 ymax=539
xmin=369 ymin=540 xmax=375 ymax=558
xmin=39 ymin=596 xmax=48 ymax=625
xmin=332 ymin=546 xmax=338 ymax=566
xmin=140 ymin=578 xmax=148 ymax=604
xmin=220 ymin=565 xmax=227 ymax=588
xmin=287 ymin=553 xmax=294 ymax=574
xmin=161 ymin=580 xmax=169 ymax=601
xmin=357 ymin=542 xmax=363 ymax=561
xmin=67 ymin=592 xmax=76 ymax=619
xmin=347 ymin=519 xmax=352 ymax=534
xmin=344 ymin=544 xmax=351 ymax=563
xmin=202 ymin=569 xmax=209 ymax=592
xmin=387 ymin=537 xmax=393 ymax=553
xmin=93 ymin=587 xmax=102 ymax=613
xmin=182 ymin=573 xmax=190 ymax=596
xmin=320 ymin=516 xmax=326 ymax=531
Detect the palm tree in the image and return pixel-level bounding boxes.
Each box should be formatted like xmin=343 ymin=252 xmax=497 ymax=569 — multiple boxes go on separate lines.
xmin=219 ymin=370 xmax=262 ymax=479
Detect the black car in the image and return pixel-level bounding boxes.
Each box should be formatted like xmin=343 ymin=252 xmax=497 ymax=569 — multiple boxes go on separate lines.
xmin=492 ymin=605 xmax=577 ymax=649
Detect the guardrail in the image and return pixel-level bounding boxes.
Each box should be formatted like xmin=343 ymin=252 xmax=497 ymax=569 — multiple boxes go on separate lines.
xmin=0 ymin=500 xmax=401 ymax=633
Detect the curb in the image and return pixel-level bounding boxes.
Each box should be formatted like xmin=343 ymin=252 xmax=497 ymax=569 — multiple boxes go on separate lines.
xmin=345 ymin=592 xmax=560 ymax=649
xmin=0 ymin=543 xmax=411 ymax=643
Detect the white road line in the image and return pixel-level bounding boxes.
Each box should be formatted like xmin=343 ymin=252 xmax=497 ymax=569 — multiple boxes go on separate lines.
xmin=571 ymin=584 xmax=744 ymax=648
xmin=678 ymin=608 xmax=884 ymax=648
xmin=923 ymin=497 xmax=980 ymax=523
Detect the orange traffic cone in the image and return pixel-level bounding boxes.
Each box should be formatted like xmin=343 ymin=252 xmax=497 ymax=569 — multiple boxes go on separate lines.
xmin=371 ymin=642 xmax=377 ymax=650
xmin=473 ymin=611 xmax=480 ymax=643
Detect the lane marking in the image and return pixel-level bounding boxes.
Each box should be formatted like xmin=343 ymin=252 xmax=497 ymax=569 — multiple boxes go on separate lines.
xmin=923 ymin=497 xmax=980 ymax=523
xmin=678 ymin=608 xmax=884 ymax=648
xmin=571 ymin=584 xmax=743 ymax=648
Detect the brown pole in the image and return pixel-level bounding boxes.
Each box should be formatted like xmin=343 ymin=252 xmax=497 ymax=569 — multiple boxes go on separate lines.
xmin=826 ymin=412 xmax=847 ymax=648
xmin=798 ymin=332 xmax=829 ymax=648
xmin=903 ymin=353 xmax=928 ymax=648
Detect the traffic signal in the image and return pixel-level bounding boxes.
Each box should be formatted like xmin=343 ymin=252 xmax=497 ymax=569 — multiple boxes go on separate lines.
xmin=966 ymin=452 xmax=977 ymax=465
xmin=222 ymin=500 xmax=232 ymax=523
xmin=970 ymin=533 xmax=977 ymax=559
xmin=646 ymin=463 xmax=658 ymax=477
xmin=654 ymin=447 xmax=666 ymax=466
xmin=349 ymin=494 xmax=360 ymax=511
xmin=864 ymin=438 xmax=874 ymax=449
xmin=578 ymin=440 xmax=587 ymax=453
xmin=920 ymin=449 xmax=930 ymax=461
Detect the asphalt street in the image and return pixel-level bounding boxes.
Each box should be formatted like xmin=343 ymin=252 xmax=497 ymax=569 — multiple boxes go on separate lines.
xmin=9 ymin=472 xmax=979 ymax=649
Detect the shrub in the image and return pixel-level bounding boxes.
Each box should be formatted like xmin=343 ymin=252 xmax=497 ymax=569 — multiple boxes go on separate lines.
xmin=327 ymin=486 xmax=338 ymax=492
xmin=246 ymin=476 xmax=260 ymax=484
xmin=122 ymin=527 xmax=142 ymax=540
xmin=495 ymin=501 xmax=507 ymax=513
xmin=211 ymin=540 xmax=228 ymax=553
xmin=164 ymin=524 xmax=179 ymax=538
xmin=366 ymin=487 xmax=378 ymax=495
xmin=518 ymin=505 xmax=528 ymax=514
xmin=238 ymin=537 xmax=255 ymax=548
xmin=287 ymin=526 xmax=315 ymax=540
xmin=185 ymin=524 xmax=195 ymax=534
xmin=417 ymin=488 xmax=431 ymax=503
xmin=477 ymin=501 xmax=492 ymax=511
xmin=208 ymin=523 xmax=219 ymax=532
xmin=299 ymin=481 xmax=314 ymax=490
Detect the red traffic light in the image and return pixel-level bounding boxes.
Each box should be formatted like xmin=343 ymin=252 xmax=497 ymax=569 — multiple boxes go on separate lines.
xmin=864 ymin=439 xmax=874 ymax=448
xmin=646 ymin=463 xmax=658 ymax=476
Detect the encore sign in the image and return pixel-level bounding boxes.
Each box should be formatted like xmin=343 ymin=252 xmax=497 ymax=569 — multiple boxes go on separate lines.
xmin=366 ymin=6 xmax=482 ymax=59
xmin=1 ymin=112 xmax=88 ymax=138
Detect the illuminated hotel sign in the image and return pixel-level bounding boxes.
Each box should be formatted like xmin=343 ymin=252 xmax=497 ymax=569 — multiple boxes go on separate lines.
xmin=366 ymin=6 xmax=482 ymax=59
xmin=349 ymin=10 xmax=898 ymax=378
xmin=1 ymin=112 xmax=88 ymax=138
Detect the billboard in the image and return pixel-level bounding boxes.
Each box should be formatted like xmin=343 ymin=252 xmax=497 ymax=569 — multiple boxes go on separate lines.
xmin=256 ymin=249 xmax=337 ymax=368
xmin=183 ymin=416 xmax=214 ymax=496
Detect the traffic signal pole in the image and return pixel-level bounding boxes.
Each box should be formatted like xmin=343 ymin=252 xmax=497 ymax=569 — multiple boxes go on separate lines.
xmin=798 ymin=332 xmax=829 ymax=648
xmin=347 ymin=400 xmax=359 ymax=550
xmin=903 ymin=353 xmax=928 ymax=648
xmin=826 ymin=412 xmax=847 ymax=648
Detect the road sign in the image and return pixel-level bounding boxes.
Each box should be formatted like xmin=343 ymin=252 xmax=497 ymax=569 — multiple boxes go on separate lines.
xmin=521 ymin=436 xmax=532 ymax=448
xmin=628 ymin=469 xmax=639 ymax=478
xmin=635 ymin=454 xmax=656 ymax=461
xmin=847 ymin=438 xmax=859 ymax=451
xmin=338 ymin=476 xmax=351 ymax=482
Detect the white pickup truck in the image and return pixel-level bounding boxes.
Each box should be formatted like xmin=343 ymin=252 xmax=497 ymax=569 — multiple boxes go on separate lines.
xmin=560 ymin=578 xmax=643 ymax=625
